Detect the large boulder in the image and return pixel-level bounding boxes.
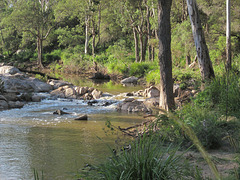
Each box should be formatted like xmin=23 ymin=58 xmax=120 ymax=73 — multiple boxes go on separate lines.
xmin=0 ymin=70 xmax=52 ymax=93
xmin=121 ymin=76 xmax=138 ymax=84
xmin=117 ymin=99 xmax=152 ymax=113
xmin=8 ymin=101 xmax=24 ymax=109
xmin=47 ymin=79 xmax=73 ymax=89
xmin=91 ymin=89 xmax=102 ymax=99
xmin=50 ymin=86 xmax=67 ymax=98
xmin=0 ymin=66 xmax=21 ymax=75
xmin=75 ymin=114 xmax=88 ymax=120
xmin=144 ymin=86 xmax=160 ymax=98
xmin=0 ymin=100 xmax=8 ymax=109
xmin=144 ymin=97 xmax=159 ymax=107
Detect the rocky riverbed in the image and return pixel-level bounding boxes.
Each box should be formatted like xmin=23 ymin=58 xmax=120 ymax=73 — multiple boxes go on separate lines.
xmin=0 ymin=66 xmax=198 ymax=113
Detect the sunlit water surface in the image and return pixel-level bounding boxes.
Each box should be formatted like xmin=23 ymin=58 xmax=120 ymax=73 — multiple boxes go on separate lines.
xmin=0 ymin=90 xmax=144 ymax=179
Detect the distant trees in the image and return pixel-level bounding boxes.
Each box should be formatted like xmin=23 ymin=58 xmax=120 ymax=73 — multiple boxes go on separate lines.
xmin=5 ymin=0 xmax=57 ymax=68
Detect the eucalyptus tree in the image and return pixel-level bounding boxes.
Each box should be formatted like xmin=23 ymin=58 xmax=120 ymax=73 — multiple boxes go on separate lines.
xmin=186 ymin=0 xmax=215 ymax=81
xmin=226 ymin=0 xmax=231 ymax=71
xmin=5 ymin=0 xmax=57 ymax=68
xmin=55 ymin=0 xmax=101 ymax=57
xmin=158 ymin=0 xmax=175 ymax=110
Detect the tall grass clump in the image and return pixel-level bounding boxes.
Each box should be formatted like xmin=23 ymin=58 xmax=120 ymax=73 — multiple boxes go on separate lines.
xmin=98 ymin=133 xmax=197 ymax=180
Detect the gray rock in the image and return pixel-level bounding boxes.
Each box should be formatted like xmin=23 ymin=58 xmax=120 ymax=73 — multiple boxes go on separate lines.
xmin=8 ymin=101 xmax=24 ymax=108
xmin=0 ymin=100 xmax=8 ymax=109
xmin=117 ymin=100 xmax=152 ymax=113
xmin=3 ymin=92 xmax=18 ymax=101
xmin=53 ymin=109 xmax=69 ymax=115
xmin=144 ymin=86 xmax=160 ymax=98
xmin=121 ymin=76 xmax=138 ymax=84
xmin=75 ymin=114 xmax=88 ymax=120
xmin=0 ymin=74 xmax=52 ymax=93
xmin=0 ymin=66 xmax=21 ymax=75
xmin=0 ymin=95 xmax=7 ymax=101
xmin=144 ymin=97 xmax=159 ymax=107
xmin=32 ymin=95 xmax=42 ymax=102
xmin=48 ymin=79 xmax=72 ymax=89
xmin=123 ymin=98 xmax=135 ymax=102
xmin=91 ymin=89 xmax=102 ymax=99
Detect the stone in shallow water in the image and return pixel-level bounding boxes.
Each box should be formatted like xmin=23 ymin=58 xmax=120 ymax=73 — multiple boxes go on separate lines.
xmin=74 ymin=114 xmax=88 ymax=121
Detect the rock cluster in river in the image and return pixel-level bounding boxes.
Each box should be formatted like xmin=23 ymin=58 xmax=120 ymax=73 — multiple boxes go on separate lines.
xmin=116 ymin=83 xmax=198 ymax=112
xmin=0 ymin=66 xmax=52 ymax=110
xmin=49 ymin=79 xmax=103 ymax=100
xmin=0 ymin=66 xmax=103 ymax=110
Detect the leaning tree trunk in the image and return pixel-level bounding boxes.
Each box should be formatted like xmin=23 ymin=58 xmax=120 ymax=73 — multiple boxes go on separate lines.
xmin=37 ymin=36 xmax=44 ymax=68
xmin=186 ymin=0 xmax=215 ymax=81
xmin=158 ymin=0 xmax=175 ymax=111
xmin=226 ymin=0 xmax=231 ymax=71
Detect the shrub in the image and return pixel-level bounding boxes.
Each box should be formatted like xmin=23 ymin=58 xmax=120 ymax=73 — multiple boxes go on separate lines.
xmin=146 ymin=69 xmax=160 ymax=85
xmin=98 ymin=134 xmax=197 ymax=180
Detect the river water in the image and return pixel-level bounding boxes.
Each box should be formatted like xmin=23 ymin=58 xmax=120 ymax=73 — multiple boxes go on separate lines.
xmin=0 ymin=79 xmax=144 ymax=179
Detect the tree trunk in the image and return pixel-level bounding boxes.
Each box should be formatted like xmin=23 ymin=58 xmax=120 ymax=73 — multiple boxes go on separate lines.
xmin=139 ymin=32 xmax=144 ymax=62
xmin=226 ymin=0 xmax=231 ymax=71
xmin=133 ymin=27 xmax=140 ymax=62
xmin=37 ymin=36 xmax=44 ymax=68
xmin=186 ymin=0 xmax=215 ymax=81
xmin=158 ymin=0 xmax=174 ymax=111
xmin=85 ymin=16 xmax=90 ymax=55
xmin=92 ymin=20 xmax=96 ymax=58
xmin=146 ymin=5 xmax=152 ymax=61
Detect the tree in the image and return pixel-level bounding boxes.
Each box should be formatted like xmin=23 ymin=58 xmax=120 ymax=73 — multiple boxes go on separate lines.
xmin=5 ymin=0 xmax=56 ymax=68
xmin=186 ymin=0 xmax=215 ymax=81
xmin=158 ymin=0 xmax=175 ymax=111
xmin=226 ymin=0 xmax=231 ymax=71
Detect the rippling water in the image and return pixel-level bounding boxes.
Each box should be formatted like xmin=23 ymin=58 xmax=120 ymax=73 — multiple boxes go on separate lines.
xmin=0 ymin=94 xmax=144 ymax=179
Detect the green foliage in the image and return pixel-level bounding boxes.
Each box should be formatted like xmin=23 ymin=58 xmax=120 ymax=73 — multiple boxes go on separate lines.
xmin=195 ymin=73 xmax=240 ymax=117
xmin=106 ymin=60 xmax=128 ymax=74
xmin=98 ymin=134 xmax=196 ymax=180
xmin=35 ymin=74 xmax=48 ymax=82
xmin=33 ymin=169 xmax=44 ymax=180
xmin=171 ymin=20 xmax=195 ymax=68
xmin=129 ymin=62 xmax=152 ymax=78
xmin=178 ymin=73 xmax=240 ymax=149
xmin=146 ymin=69 xmax=160 ymax=85
xmin=43 ymin=49 xmax=61 ymax=63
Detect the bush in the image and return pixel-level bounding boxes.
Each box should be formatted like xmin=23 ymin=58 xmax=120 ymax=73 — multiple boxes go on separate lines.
xmin=146 ymin=69 xmax=160 ymax=85
xmin=98 ymin=134 xmax=197 ymax=180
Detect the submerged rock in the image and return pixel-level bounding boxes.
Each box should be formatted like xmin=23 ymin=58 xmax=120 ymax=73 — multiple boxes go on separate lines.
xmin=75 ymin=114 xmax=88 ymax=120
xmin=117 ymin=99 xmax=152 ymax=113
xmin=53 ymin=109 xmax=69 ymax=115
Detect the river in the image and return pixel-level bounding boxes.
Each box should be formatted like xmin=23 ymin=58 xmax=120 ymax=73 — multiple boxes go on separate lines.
xmin=0 ymin=79 xmax=144 ymax=179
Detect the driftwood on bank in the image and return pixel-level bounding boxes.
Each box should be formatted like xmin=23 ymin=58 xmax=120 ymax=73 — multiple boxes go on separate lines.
xmin=118 ymin=115 xmax=157 ymax=137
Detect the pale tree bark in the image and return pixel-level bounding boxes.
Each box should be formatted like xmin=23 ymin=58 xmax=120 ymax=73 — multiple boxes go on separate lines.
xmin=146 ymin=4 xmax=152 ymax=61
xmin=158 ymin=0 xmax=175 ymax=111
xmin=226 ymin=0 xmax=231 ymax=71
xmin=186 ymin=0 xmax=215 ymax=81
xmin=85 ymin=16 xmax=90 ymax=55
